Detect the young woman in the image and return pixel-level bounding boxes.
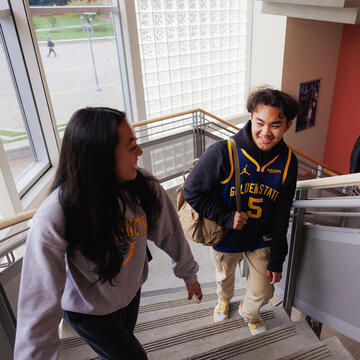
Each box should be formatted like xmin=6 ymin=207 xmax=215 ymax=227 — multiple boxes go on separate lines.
xmin=14 ymin=107 xmax=202 ymax=360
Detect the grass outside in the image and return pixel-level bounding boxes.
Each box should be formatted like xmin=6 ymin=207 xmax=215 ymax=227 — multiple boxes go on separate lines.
xmin=0 ymin=129 xmax=26 ymax=137
xmin=36 ymin=23 xmax=114 ymax=41
xmin=0 ymin=124 xmax=67 ymax=144
xmin=32 ymin=13 xmax=111 ymax=30
xmin=3 ymin=136 xmax=28 ymax=145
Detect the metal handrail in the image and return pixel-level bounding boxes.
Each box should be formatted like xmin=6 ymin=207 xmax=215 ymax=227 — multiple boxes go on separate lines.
xmin=0 ymin=109 xmax=350 ymax=234
xmin=133 ymin=108 xmax=343 ymax=176
xmin=296 ymin=172 xmax=360 ymax=189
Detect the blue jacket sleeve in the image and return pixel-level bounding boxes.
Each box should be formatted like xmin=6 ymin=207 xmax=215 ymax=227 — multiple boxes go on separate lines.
xmin=267 ymin=153 xmax=298 ymax=273
xmin=183 ymin=141 xmax=236 ymax=229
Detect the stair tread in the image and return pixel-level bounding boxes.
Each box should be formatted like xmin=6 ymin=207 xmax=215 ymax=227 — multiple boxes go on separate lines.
xmin=59 ymin=337 xmax=97 ymax=360
xmin=137 ymin=290 xmax=245 ymax=324
xmin=277 ymin=336 xmax=355 ymax=360
xmin=59 ymin=303 xmax=290 ymax=360
xmin=139 ymin=288 xmax=246 ymax=313
xmin=181 ymin=320 xmax=319 ymax=360
xmin=142 ymin=305 xmax=292 ymax=359
xmin=58 ymin=286 xmax=354 ymax=360
xmin=136 ymin=300 xmax=289 ymax=342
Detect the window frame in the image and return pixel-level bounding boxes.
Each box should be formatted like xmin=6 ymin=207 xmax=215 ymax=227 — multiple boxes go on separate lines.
xmin=0 ymin=0 xmax=254 ymax=219
xmin=0 ymin=0 xmax=140 ymax=217
xmin=28 ymin=2 xmax=139 ymax=122
xmin=0 ymin=10 xmax=50 ymax=198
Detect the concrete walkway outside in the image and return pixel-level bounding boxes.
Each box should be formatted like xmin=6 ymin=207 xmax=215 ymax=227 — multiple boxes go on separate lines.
xmin=1 ymin=38 xmax=125 ymax=177
xmin=0 ymin=38 xmax=125 ymax=131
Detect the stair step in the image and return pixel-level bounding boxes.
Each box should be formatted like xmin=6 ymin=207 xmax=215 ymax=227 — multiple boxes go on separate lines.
xmin=136 ymin=298 xmax=289 ymax=344
xmin=137 ymin=287 xmax=245 ymax=325
xmin=277 ymin=336 xmax=355 ymax=360
xmin=59 ymin=288 xmax=247 ymax=359
xmin=142 ymin=305 xmax=291 ymax=359
xmin=59 ymin=285 xmax=353 ymax=360
xmin=184 ymin=320 xmax=319 ymax=360
xmin=59 ymin=337 xmax=97 ymax=360
xmin=136 ymin=300 xmax=242 ymax=332
xmin=139 ymin=288 xmax=246 ymax=313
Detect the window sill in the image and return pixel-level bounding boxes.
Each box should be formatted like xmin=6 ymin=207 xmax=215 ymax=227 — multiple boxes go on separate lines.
xmin=21 ymin=166 xmax=56 ymax=211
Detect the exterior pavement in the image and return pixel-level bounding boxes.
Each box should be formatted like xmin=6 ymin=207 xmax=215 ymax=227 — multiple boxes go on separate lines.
xmin=1 ymin=37 xmax=125 ymax=177
xmin=0 ymin=37 xmax=125 ymax=131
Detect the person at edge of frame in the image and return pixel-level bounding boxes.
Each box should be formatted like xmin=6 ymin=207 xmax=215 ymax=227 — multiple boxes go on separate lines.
xmin=350 ymin=135 xmax=360 ymax=174
xmin=183 ymin=86 xmax=298 ymax=336
xmin=350 ymin=135 xmax=360 ymax=194
xmin=14 ymin=107 xmax=203 ymax=360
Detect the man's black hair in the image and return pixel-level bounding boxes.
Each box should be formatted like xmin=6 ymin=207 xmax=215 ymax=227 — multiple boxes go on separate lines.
xmin=247 ymin=86 xmax=298 ymax=122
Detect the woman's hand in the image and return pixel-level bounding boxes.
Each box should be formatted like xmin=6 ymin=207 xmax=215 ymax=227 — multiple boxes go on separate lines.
xmin=186 ymin=280 xmax=203 ymax=302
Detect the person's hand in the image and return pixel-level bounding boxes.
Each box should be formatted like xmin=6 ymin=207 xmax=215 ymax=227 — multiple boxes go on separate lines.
xmin=233 ymin=211 xmax=248 ymax=230
xmin=186 ymin=280 xmax=203 ymax=302
xmin=267 ymin=271 xmax=282 ymax=285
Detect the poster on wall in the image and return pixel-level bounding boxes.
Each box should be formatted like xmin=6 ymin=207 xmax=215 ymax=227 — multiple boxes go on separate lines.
xmin=296 ymin=79 xmax=320 ymax=132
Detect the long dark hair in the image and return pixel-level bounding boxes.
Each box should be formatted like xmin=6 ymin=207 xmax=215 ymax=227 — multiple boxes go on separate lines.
xmin=51 ymin=107 xmax=160 ymax=284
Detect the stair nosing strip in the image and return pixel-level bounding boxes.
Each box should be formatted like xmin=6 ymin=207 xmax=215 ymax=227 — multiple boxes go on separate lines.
xmin=280 ymin=344 xmax=331 ymax=360
xmin=139 ymin=289 xmax=246 ymax=313
xmin=187 ymin=325 xmax=298 ymax=360
xmin=62 ymin=337 xmax=88 ymax=350
xmin=310 ymin=353 xmax=332 ymax=360
xmin=143 ymin=318 xmax=247 ymax=352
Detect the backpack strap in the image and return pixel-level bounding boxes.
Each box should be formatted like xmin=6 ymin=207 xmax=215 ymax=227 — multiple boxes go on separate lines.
xmin=229 ymin=139 xmax=241 ymax=212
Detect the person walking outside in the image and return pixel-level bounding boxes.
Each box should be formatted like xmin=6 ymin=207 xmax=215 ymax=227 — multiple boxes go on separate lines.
xmin=183 ymin=87 xmax=298 ymax=336
xmin=46 ymin=35 xmax=57 ymax=57
xmin=14 ymin=107 xmax=202 ymax=359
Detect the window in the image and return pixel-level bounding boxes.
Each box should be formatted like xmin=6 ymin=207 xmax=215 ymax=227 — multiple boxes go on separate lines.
xmin=29 ymin=2 xmax=129 ymax=131
xmin=0 ymin=9 xmax=50 ymax=197
xmin=135 ymin=0 xmax=250 ymax=120
xmin=0 ymin=35 xmax=35 ymax=180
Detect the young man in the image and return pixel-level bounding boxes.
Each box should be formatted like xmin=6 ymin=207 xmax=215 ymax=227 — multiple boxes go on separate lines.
xmin=183 ymin=87 xmax=298 ymax=335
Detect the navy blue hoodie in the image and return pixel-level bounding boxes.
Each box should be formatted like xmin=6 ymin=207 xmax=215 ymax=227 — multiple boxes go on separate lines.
xmin=183 ymin=120 xmax=298 ymax=273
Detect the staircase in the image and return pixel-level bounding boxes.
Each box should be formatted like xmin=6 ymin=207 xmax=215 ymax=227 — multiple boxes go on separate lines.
xmin=59 ymin=284 xmax=355 ymax=359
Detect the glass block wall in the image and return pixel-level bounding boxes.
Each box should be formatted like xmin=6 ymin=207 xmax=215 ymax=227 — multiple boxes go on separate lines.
xmin=135 ymin=0 xmax=249 ymax=120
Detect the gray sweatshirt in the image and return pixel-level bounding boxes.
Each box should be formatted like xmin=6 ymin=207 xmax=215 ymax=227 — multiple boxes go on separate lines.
xmin=14 ymin=180 xmax=199 ymax=359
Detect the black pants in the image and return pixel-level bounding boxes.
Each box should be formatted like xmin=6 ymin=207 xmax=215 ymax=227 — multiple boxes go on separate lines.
xmin=47 ymin=48 xmax=57 ymax=56
xmin=63 ymin=289 xmax=147 ymax=360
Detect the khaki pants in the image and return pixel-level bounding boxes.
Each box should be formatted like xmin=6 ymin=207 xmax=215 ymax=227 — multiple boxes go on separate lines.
xmin=210 ymin=247 xmax=274 ymax=323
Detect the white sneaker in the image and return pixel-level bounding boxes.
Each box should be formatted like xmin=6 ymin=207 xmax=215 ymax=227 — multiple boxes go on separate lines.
xmin=214 ymin=299 xmax=229 ymax=323
xmin=238 ymin=299 xmax=267 ymax=336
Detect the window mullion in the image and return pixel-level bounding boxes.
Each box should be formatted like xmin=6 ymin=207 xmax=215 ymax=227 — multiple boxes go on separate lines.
xmin=0 ymin=19 xmax=43 ymax=162
xmin=9 ymin=0 xmax=59 ymax=164
xmin=117 ymin=0 xmax=146 ymax=122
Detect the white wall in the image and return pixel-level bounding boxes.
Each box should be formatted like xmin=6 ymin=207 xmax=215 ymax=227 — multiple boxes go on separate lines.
xmin=281 ymin=18 xmax=343 ymax=161
xmin=250 ymin=1 xmax=287 ymax=90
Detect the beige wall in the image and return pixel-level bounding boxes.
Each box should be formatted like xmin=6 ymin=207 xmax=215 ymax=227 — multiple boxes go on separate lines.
xmin=250 ymin=1 xmax=287 ymax=90
xmin=281 ymin=18 xmax=343 ymax=161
